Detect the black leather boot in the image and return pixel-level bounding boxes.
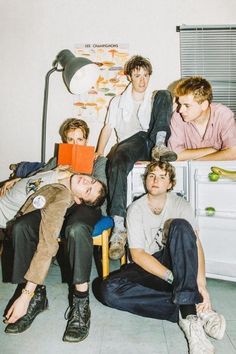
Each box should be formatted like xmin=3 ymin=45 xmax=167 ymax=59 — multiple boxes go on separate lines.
xmin=63 ymin=294 xmax=91 ymax=342
xmin=5 ymin=285 xmax=48 ymax=334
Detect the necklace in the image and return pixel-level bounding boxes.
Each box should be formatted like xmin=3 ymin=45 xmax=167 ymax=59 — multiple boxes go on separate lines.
xmin=147 ymin=195 xmax=168 ymax=250
xmin=147 ymin=195 xmax=167 ymax=215
xmin=148 ymin=204 xmax=163 ymax=215
xmin=195 ymin=107 xmax=211 ymax=139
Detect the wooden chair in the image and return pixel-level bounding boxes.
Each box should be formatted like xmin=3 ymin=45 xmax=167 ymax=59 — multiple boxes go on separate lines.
xmin=92 ymin=216 xmax=126 ymax=279
xmin=58 ymin=216 xmax=126 ymax=280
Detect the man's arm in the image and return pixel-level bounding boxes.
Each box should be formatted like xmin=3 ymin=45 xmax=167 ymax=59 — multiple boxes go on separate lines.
xmin=195 ymin=234 xmax=212 ymax=313
xmin=93 ymin=156 xmax=107 ymax=215
xmin=130 ymin=248 xmax=171 ymax=281
xmin=177 ymin=145 xmax=236 ymax=161
xmin=5 ymin=281 xmax=37 ymax=323
xmin=197 ymin=145 xmax=236 ymax=161
xmin=96 ymin=123 xmax=112 ymax=156
xmin=177 ymin=147 xmax=217 ymax=161
xmin=0 ymin=178 xmax=21 ymax=197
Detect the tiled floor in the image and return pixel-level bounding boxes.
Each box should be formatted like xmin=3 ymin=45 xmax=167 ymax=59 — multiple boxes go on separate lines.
xmin=0 ymin=259 xmax=236 ymax=354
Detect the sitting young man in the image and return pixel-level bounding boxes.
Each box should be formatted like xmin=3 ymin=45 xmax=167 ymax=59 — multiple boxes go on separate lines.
xmin=1 ymin=118 xmax=108 ymax=343
xmin=3 ymin=171 xmax=106 ymax=337
xmin=168 ymin=76 xmax=236 ymax=161
xmin=93 ymin=161 xmax=225 ymax=354
xmin=96 ymin=55 xmax=176 ymax=261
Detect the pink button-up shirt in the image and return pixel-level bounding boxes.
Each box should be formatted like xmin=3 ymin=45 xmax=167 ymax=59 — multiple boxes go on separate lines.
xmin=168 ymin=103 xmax=236 ymax=153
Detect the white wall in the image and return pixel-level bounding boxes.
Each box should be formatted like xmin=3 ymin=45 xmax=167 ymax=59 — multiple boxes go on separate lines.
xmin=0 ymin=0 xmax=235 ymax=181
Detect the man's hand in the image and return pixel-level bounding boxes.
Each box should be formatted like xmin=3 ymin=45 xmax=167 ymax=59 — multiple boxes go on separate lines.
xmin=4 ymin=294 xmax=31 ymax=324
xmin=55 ymin=164 xmax=70 ymax=172
xmin=196 ymin=285 xmax=212 ymax=313
xmin=94 ymin=152 xmax=103 ymax=160
xmin=55 ymin=165 xmax=73 ymax=181
xmin=0 ymin=178 xmax=21 ymax=197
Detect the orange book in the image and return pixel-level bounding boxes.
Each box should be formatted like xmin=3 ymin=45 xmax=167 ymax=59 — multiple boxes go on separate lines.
xmin=58 ymin=144 xmax=95 ymax=174
xmin=57 ymin=144 xmax=73 ymax=165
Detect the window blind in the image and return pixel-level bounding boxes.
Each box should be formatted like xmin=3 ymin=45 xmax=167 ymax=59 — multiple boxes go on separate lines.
xmin=177 ymin=25 xmax=236 ymax=115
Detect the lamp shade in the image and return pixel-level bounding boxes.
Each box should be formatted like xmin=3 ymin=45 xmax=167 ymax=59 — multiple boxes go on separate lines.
xmin=56 ymin=49 xmax=99 ymax=94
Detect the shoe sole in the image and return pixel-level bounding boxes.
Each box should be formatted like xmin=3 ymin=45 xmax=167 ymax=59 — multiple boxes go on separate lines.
xmin=179 ymin=329 xmax=215 ymax=354
xmin=160 ymin=153 xmax=177 ymax=162
xmin=218 ymin=315 xmax=226 ymax=340
xmin=63 ymin=332 xmax=89 ymax=343
xmin=62 ymin=321 xmax=90 ymax=343
xmin=179 ymin=321 xmax=215 ymax=354
xmin=109 ymin=249 xmax=125 ymax=260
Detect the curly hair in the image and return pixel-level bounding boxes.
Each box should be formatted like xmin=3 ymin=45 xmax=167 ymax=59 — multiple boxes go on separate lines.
xmin=173 ymin=76 xmax=213 ymax=104
xmin=144 ymin=161 xmax=176 ymax=192
xmin=124 ymin=55 xmax=153 ymax=77
xmin=59 ymin=118 xmax=90 ymax=143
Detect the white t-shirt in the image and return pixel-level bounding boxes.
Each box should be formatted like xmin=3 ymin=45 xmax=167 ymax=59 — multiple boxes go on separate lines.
xmin=0 ymin=170 xmax=60 ymax=228
xmin=106 ymin=84 xmax=153 ymax=142
xmin=127 ymin=193 xmax=198 ymax=255
xmin=115 ymin=100 xmax=143 ymax=141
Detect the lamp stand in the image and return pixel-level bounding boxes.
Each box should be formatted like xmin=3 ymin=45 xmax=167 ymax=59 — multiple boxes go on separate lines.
xmin=41 ymin=67 xmax=57 ymax=163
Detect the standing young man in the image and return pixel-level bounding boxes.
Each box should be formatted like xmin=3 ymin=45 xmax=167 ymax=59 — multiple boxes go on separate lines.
xmin=168 ymin=76 xmax=236 ymax=161
xmin=93 ymin=161 xmax=225 ymax=354
xmin=96 ymin=55 xmax=176 ymax=260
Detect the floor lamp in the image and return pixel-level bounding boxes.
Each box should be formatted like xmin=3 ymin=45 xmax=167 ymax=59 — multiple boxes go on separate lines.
xmin=41 ymin=49 xmax=99 ymax=163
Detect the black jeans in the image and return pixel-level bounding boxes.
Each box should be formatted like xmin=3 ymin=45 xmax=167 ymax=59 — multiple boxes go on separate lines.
xmin=107 ymin=90 xmax=172 ymax=217
xmin=93 ymin=219 xmax=202 ymax=323
xmin=11 ymin=204 xmax=101 ymax=285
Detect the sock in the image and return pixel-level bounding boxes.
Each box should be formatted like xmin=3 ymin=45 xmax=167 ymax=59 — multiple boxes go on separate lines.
xmin=74 ymin=289 xmax=89 ymax=298
xmin=113 ymin=215 xmax=125 ymax=231
xmin=180 ymin=304 xmax=197 ymax=319
xmin=156 ymin=131 xmax=167 ymax=146
xmin=37 ymin=285 xmax=46 ymax=290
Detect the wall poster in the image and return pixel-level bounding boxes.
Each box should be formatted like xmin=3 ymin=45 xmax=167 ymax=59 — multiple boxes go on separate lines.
xmin=73 ymin=43 xmax=129 ymax=125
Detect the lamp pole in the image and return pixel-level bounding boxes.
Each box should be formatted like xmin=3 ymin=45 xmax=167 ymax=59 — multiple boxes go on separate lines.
xmin=41 ymin=67 xmax=57 ymax=163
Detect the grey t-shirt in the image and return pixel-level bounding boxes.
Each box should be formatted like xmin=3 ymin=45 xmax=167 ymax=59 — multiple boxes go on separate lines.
xmin=0 ymin=170 xmax=60 ymax=228
xmin=127 ymin=193 xmax=198 ymax=255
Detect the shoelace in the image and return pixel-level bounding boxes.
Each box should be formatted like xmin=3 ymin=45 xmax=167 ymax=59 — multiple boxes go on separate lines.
xmin=64 ymin=304 xmax=80 ymax=321
xmin=110 ymin=231 xmax=126 ymax=244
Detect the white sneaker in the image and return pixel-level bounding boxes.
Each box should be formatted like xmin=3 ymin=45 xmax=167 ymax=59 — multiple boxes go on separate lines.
xmin=198 ymin=310 xmax=226 ymax=340
xmin=179 ymin=314 xmax=215 ymax=354
xmin=109 ymin=229 xmax=127 ymax=260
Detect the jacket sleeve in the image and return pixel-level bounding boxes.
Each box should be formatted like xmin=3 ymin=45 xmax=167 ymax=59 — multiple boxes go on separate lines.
xmin=24 ymin=185 xmax=73 ymax=285
xmin=92 ymin=156 xmax=107 ymax=215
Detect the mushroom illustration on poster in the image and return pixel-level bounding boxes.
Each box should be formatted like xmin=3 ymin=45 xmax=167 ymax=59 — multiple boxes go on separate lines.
xmin=73 ymin=43 xmax=129 ymax=123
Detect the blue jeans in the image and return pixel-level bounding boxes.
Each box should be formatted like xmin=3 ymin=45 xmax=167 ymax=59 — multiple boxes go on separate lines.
xmin=92 ymin=219 xmax=202 ymax=323
xmin=107 ymin=90 xmax=173 ymax=217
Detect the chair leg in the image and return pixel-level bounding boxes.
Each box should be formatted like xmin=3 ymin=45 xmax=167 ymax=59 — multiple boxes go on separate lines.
xmin=93 ymin=246 xmax=103 ymax=278
xmin=120 ymin=254 xmax=126 ymax=266
xmin=101 ymin=229 xmax=110 ymax=279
